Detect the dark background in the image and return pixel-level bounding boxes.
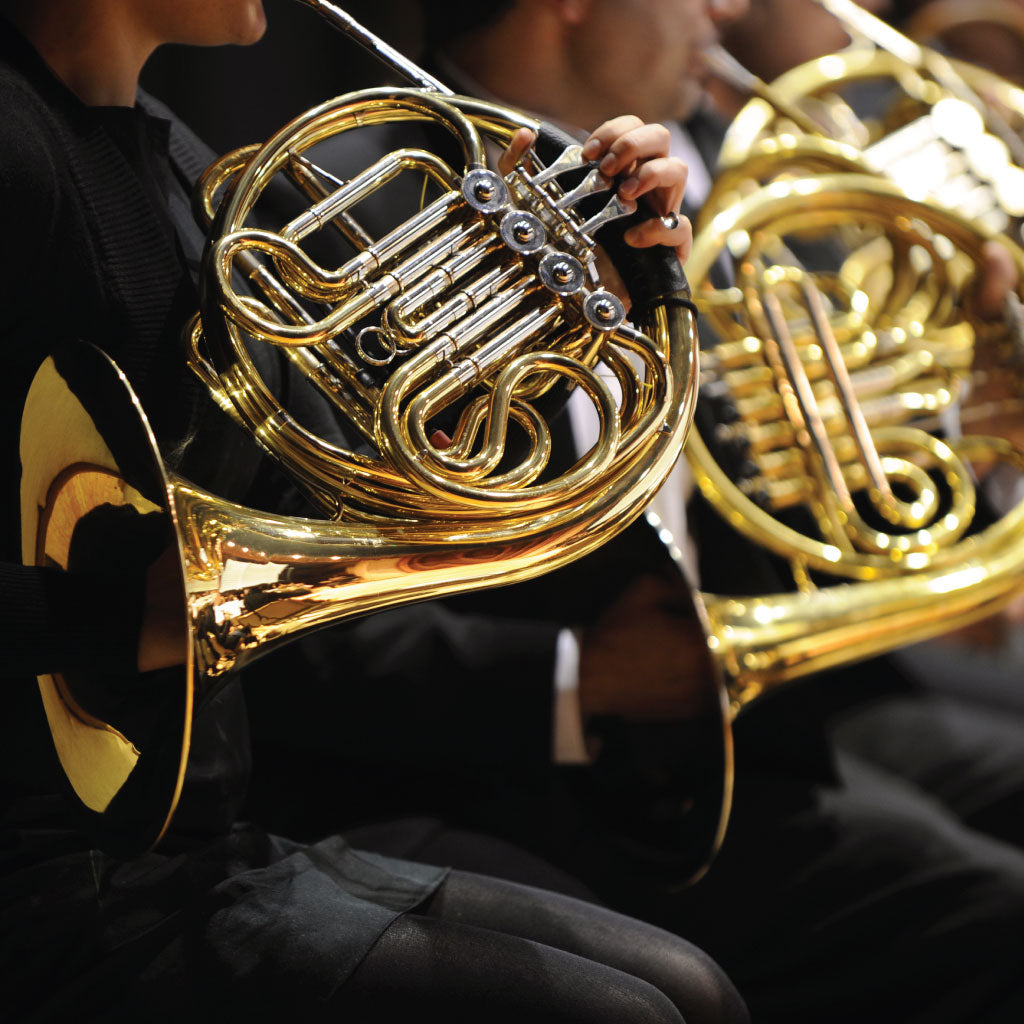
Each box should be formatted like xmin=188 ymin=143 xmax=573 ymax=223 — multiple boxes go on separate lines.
xmin=141 ymin=0 xmax=425 ymax=153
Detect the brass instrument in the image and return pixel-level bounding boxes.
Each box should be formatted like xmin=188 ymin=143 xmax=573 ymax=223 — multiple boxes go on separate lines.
xmin=707 ymin=0 xmax=1024 ymax=241
xmin=683 ymin=172 xmax=1024 ymax=720
xmin=22 ymin=0 xmax=698 ymax=856
xmin=651 ymin=3 xmax=1024 ymax=869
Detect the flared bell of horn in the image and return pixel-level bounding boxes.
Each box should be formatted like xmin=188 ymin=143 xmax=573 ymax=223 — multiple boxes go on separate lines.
xmin=683 ymin=171 xmax=1024 ymax=721
xmin=23 ymin=300 xmax=695 ymax=856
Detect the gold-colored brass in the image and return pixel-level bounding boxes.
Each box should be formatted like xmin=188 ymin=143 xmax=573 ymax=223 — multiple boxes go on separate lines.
xmin=184 ymin=84 xmax=698 ymax=652
xmin=23 ymin=0 xmax=698 ymax=855
xmin=684 ymin=173 xmax=1024 ymax=716
xmin=708 ymin=0 xmax=1024 ymax=242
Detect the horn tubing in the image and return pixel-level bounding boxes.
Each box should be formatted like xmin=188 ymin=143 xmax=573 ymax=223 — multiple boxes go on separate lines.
xmin=812 ymin=0 xmax=1024 ymax=166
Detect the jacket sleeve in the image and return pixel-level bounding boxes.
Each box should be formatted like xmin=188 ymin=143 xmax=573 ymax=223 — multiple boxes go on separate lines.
xmin=242 ymin=597 xmax=563 ymax=768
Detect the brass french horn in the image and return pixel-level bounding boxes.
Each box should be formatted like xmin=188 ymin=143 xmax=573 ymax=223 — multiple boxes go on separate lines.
xmin=682 ymin=0 xmax=1024 ymax=717
xmin=707 ymin=0 xmax=1024 ymax=241
xmin=22 ymin=0 xmax=698 ymax=856
xmin=628 ymin=2 xmax=1024 ymax=870
xmin=684 ymin=171 xmax=1024 ymax=715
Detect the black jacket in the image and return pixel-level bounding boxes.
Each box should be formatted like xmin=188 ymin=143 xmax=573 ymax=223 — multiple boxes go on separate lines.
xmin=0 ymin=29 xmax=445 ymax=1021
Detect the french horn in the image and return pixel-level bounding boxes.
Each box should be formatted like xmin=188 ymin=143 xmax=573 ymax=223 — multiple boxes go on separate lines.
xmin=632 ymin=169 xmax=1024 ymax=874
xmin=684 ymin=171 xmax=1024 ymax=710
xmin=22 ymin=0 xmax=698 ymax=856
xmin=706 ymin=0 xmax=1024 ymax=241
xmin=635 ymin=2 xmax=1024 ymax=870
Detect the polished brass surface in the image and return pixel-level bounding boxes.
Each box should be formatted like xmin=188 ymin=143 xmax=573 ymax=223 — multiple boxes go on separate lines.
xmin=685 ymin=173 xmax=1024 ymax=715
xmin=709 ymin=0 xmax=1024 ymax=242
xmin=187 ymin=81 xmax=698 ymax=617
xmin=23 ymin=0 xmax=698 ymax=854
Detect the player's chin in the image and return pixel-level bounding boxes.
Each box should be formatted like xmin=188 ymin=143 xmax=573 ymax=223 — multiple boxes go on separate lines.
xmin=233 ymin=1 xmax=268 ymax=45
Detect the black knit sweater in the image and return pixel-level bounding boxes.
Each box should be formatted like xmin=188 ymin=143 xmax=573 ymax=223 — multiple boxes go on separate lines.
xmin=0 ymin=21 xmax=263 ymax=837
xmin=0 ymin=24 xmax=268 ymax=678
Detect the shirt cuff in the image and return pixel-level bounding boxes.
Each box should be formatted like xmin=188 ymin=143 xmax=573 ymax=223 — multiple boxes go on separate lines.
xmin=553 ymin=627 xmax=590 ymax=764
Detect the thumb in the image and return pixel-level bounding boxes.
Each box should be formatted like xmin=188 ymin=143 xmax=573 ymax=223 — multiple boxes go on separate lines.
xmin=974 ymin=240 xmax=1019 ymax=321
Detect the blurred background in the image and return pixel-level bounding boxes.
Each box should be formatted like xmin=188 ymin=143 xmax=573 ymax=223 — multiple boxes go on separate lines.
xmin=141 ymin=0 xmax=423 ymax=152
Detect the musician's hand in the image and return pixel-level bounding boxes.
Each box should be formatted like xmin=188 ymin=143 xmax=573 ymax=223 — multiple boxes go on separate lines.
xmin=975 ymin=239 xmax=1019 ymax=320
xmin=582 ymin=115 xmax=692 ymax=263
xmin=578 ymin=574 xmax=713 ymax=724
xmin=957 ymin=239 xmax=1024 ymax=452
xmin=137 ymin=545 xmax=187 ymax=673
xmin=497 ymin=118 xmax=692 ymax=263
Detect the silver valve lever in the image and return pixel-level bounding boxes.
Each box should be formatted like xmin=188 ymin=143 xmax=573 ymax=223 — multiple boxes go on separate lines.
xmin=579 ymin=193 xmax=639 ymax=238
xmin=528 ymin=143 xmax=587 ymax=185
xmin=555 ymin=167 xmax=615 ymax=210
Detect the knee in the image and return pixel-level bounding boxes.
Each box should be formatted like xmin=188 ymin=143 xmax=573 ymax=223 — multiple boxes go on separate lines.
xmin=598 ymin=974 xmax=687 ymax=1024
xmin=645 ymin=940 xmax=750 ymax=1024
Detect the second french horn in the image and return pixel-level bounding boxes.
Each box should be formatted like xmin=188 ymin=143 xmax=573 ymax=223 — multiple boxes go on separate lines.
xmin=707 ymin=0 xmax=1024 ymax=240
xmin=686 ymin=171 xmax=1024 ymax=712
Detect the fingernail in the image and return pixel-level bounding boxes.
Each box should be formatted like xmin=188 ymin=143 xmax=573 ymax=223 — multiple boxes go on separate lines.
xmin=619 ymin=176 xmax=639 ymax=196
xmin=582 ymin=138 xmax=601 ymax=158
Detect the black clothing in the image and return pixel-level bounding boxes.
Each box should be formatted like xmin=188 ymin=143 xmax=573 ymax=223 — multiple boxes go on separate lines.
xmin=0 ymin=26 xmax=447 ymax=1019
xmin=0 ymin=26 xmax=748 ymax=1024
xmin=240 ymin=106 xmax=1024 ymax=1023
xmin=346 ymin=868 xmax=746 ymax=1024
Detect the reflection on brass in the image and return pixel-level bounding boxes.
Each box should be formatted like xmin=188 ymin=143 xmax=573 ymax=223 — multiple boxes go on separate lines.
xmin=685 ymin=174 xmax=1024 ymax=717
xmin=21 ymin=0 xmax=698 ymax=854
xmin=706 ymin=0 xmax=1024 ymax=244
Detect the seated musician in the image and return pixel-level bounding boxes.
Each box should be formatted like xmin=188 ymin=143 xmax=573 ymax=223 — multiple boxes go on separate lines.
xmin=0 ymin=0 xmax=750 ymax=1021
xmin=237 ymin=1 xmax=1024 ymax=1022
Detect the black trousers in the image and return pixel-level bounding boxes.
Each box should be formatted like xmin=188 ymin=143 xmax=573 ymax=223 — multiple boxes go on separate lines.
xmin=567 ymin=689 xmax=1024 ymax=1024
xmin=245 ymin=638 xmax=1024 ymax=1023
xmin=341 ymin=855 xmax=749 ymax=1024
xmin=337 ymin=691 xmax=1024 ymax=1024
